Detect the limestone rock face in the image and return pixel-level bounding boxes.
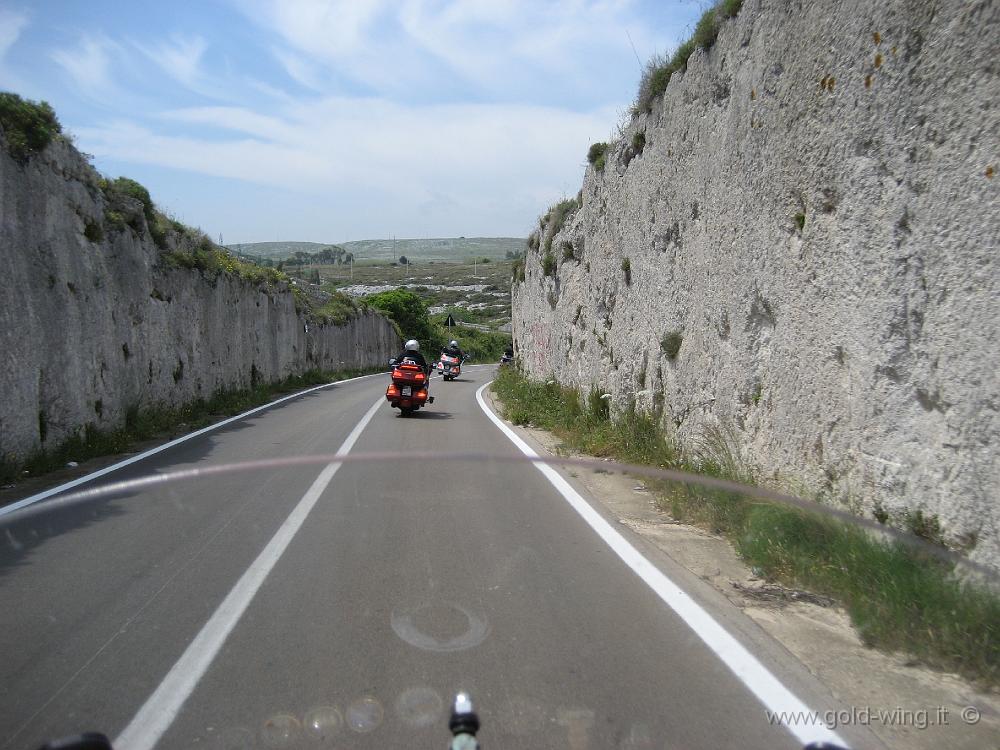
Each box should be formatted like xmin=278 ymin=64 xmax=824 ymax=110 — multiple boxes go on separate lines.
xmin=513 ymin=0 xmax=999 ymax=569
xmin=0 ymin=135 xmax=399 ymax=463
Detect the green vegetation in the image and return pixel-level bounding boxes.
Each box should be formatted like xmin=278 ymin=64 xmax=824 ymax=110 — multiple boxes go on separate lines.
xmin=101 ymin=177 xmax=155 ymax=226
xmin=631 ymin=131 xmax=646 ymax=155
xmin=587 ymin=142 xmax=608 ymax=171
xmin=2 ymin=368 xmax=379 ymax=485
xmin=512 ymin=257 xmax=525 ymax=283
xmin=365 ymin=289 xmax=435 ymax=345
xmin=83 ymin=221 xmax=104 ymax=243
xmin=162 ymin=236 xmax=287 ymax=288
xmin=795 ymin=212 xmax=806 ymax=231
xmin=429 ymin=315 xmax=510 ymax=361
xmin=693 ymin=7 xmax=721 ymax=49
xmin=721 ymin=0 xmax=743 ymax=17
xmin=661 ymin=330 xmax=683 ymax=359
xmin=491 ymin=367 xmax=1000 ymax=686
xmin=542 ymin=250 xmax=557 ymax=277
xmin=621 ymin=257 xmax=632 ymax=284
xmin=542 ymin=198 xmax=579 ymax=254
xmin=634 ymin=0 xmax=742 ymax=113
xmin=0 ymin=92 xmax=62 ymax=161
xmin=313 ymin=291 xmax=358 ymax=325
xmin=561 ymin=241 xmax=576 ymax=262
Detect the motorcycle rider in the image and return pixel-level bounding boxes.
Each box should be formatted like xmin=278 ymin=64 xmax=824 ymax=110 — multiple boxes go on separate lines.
xmin=441 ymin=339 xmax=465 ymax=362
xmin=394 ymin=339 xmax=432 ymax=376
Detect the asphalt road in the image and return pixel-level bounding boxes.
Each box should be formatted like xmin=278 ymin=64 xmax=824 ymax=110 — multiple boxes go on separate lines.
xmin=0 ymin=366 xmax=875 ymax=749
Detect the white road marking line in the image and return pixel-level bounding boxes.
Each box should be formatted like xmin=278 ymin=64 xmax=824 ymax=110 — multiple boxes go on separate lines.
xmin=0 ymin=372 xmax=381 ymax=518
xmin=114 ymin=396 xmax=384 ymax=750
xmin=475 ymin=381 xmax=848 ymax=748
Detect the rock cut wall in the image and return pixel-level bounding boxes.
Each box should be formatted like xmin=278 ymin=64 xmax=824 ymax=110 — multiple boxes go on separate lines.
xmin=513 ymin=0 xmax=999 ymax=569
xmin=0 ymin=134 xmax=400 ymax=462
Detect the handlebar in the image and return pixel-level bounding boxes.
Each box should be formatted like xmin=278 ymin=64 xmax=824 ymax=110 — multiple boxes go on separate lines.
xmin=37 ymin=694 xmax=852 ymax=749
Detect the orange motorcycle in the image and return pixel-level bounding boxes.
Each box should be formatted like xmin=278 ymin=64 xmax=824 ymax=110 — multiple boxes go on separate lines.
xmin=385 ymin=358 xmax=433 ymax=416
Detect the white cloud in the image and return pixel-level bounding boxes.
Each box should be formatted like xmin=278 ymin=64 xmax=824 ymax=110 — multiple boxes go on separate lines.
xmin=272 ymin=47 xmax=325 ymax=90
xmin=136 ymin=34 xmax=208 ymax=88
xmin=0 ymin=7 xmax=28 ymax=58
xmin=75 ymin=95 xmax=614 ymax=235
xmin=51 ymin=35 xmax=119 ymax=97
xmin=235 ymin=0 xmax=686 ymax=104
xmin=0 ymin=8 xmax=29 ymax=89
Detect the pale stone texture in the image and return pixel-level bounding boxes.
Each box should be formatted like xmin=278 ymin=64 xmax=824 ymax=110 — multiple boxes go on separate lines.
xmin=0 ymin=134 xmax=399 ymax=463
xmin=513 ymin=0 xmax=999 ymax=569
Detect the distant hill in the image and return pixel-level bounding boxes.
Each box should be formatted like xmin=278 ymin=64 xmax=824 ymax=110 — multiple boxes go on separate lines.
xmin=227 ymin=241 xmax=335 ymax=259
xmin=232 ymin=237 xmax=525 ymax=262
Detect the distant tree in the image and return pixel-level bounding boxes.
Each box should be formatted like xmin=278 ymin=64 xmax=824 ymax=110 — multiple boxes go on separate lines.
xmin=398 ymin=255 xmax=409 ymax=265
xmin=365 ymin=289 xmax=435 ymax=345
xmin=276 ymin=261 xmax=284 ymax=272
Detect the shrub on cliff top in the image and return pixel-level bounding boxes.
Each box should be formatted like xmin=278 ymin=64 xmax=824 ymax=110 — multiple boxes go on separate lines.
xmin=634 ymin=0 xmax=742 ymax=114
xmin=314 ymin=291 xmax=358 ymax=326
xmin=101 ymin=177 xmax=156 ymax=226
xmin=0 ymin=92 xmax=62 ymax=161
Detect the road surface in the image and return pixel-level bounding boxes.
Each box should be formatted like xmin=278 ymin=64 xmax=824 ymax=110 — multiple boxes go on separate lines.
xmin=0 ymin=366 xmax=874 ymax=749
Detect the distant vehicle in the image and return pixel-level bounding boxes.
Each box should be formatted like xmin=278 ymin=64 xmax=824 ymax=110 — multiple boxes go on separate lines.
xmin=437 ymin=352 xmax=463 ymax=380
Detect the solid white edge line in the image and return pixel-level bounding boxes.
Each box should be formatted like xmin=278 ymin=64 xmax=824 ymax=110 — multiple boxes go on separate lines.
xmin=114 ymin=395 xmax=384 ymax=750
xmin=474 ymin=381 xmax=848 ymax=748
xmin=0 ymin=372 xmax=382 ymax=518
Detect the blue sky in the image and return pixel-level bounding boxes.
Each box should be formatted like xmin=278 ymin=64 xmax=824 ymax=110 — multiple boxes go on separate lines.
xmin=0 ymin=1 xmax=703 ymax=243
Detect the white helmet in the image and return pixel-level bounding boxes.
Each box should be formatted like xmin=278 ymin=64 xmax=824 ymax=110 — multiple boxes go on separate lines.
xmin=449 ymin=340 xmax=458 ymax=348
xmin=404 ymin=339 xmax=419 ymax=351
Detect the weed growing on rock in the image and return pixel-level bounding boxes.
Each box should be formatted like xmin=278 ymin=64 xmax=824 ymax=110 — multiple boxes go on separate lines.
xmin=720 ymin=0 xmax=743 ymax=17
xmin=542 ymin=250 xmax=557 ymax=277
xmin=84 ymin=221 xmax=104 ymax=243
xmin=587 ymin=142 xmax=608 ymax=171
xmin=621 ymin=257 xmax=632 ymax=284
xmin=693 ymin=7 xmax=720 ymax=49
xmin=512 ymin=258 xmax=525 ymax=283
xmin=661 ymin=330 xmax=683 ymax=359
xmin=631 ymin=131 xmax=646 ymax=155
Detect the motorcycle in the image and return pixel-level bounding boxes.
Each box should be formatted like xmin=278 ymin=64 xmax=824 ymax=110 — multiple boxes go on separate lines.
xmin=437 ymin=352 xmax=463 ymax=381
xmin=499 ymin=351 xmax=514 ymax=367
xmin=386 ymin=358 xmax=433 ymax=415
